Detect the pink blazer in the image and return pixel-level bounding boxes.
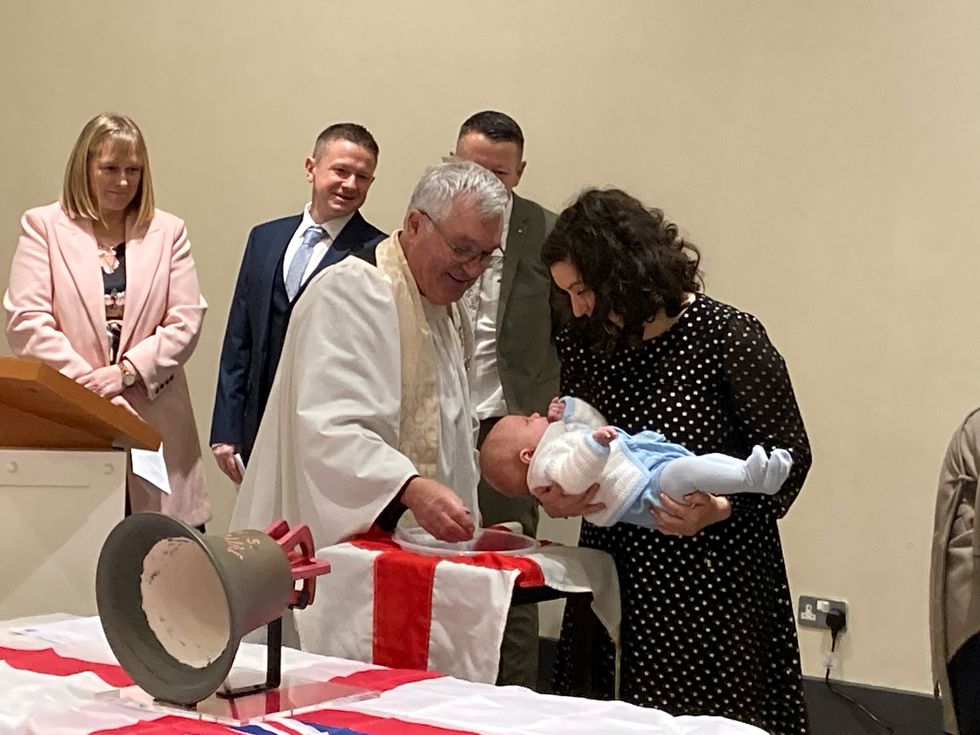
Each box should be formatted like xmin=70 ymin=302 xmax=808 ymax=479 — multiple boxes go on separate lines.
xmin=4 ymin=202 xmax=211 ymax=526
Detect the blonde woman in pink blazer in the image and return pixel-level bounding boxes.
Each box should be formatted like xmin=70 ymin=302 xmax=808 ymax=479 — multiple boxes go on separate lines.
xmin=3 ymin=113 xmax=211 ymax=528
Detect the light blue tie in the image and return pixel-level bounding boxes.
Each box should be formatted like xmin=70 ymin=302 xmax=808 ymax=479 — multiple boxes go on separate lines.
xmin=285 ymin=225 xmax=326 ymax=301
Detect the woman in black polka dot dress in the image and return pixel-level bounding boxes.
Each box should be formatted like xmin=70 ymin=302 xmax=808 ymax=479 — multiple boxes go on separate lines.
xmin=539 ymin=189 xmax=812 ymax=735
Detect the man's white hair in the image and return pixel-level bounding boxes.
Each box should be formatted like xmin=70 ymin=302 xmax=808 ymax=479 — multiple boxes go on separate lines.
xmin=408 ymin=160 xmax=508 ymax=223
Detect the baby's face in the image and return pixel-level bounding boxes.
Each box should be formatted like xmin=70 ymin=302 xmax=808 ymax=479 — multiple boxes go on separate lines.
xmin=497 ymin=413 xmax=551 ymax=455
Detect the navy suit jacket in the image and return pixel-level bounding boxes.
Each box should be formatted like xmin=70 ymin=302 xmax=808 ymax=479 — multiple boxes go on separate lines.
xmin=210 ymin=210 xmax=386 ymax=459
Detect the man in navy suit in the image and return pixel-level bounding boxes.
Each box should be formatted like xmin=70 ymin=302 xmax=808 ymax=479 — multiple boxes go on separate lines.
xmin=210 ymin=123 xmax=386 ymax=483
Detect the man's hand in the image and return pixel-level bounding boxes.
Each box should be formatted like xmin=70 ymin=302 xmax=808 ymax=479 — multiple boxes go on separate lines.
xmin=535 ymin=482 xmax=605 ymax=519
xmin=651 ymin=491 xmax=731 ymax=537
xmin=212 ymin=443 xmax=243 ymax=483
xmin=401 ymin=477 xmax=475 ymax=542
xmin=547 ymin=396 xmax=566 ymax=422
xmin=592 ymin=426 xmax=617 ymax=447
xmin=77 ymin=365 xmax=125 ymax=398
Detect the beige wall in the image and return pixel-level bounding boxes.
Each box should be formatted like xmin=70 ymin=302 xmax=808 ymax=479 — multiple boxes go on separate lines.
xmin=3 ymin=0 xmax=979 ymax=696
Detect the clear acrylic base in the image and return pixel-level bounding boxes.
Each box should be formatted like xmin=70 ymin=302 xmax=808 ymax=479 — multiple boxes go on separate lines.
xmin=96 ymin=671 xmax=379 ymax=725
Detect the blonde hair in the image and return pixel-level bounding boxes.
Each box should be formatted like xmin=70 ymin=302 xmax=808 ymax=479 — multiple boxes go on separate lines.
xmin=62 ymin=113 xmax=155 ymax=229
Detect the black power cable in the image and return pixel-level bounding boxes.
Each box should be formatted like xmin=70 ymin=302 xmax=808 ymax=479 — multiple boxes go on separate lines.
xmin=823 ymin=609 xmax=894 ymax=734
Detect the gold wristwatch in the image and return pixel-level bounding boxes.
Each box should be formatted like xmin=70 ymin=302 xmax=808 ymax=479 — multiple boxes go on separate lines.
xmin=118 ymin=360 xmax=137 ymax=388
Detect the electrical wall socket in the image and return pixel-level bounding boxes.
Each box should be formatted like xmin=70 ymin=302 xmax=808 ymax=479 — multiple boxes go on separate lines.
xmin=798 ymin=595 xmax=847 ymax=630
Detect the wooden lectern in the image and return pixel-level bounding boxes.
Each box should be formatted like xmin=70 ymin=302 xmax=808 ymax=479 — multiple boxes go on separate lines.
xmin=0 ymin=357 xmax=162 ymax=620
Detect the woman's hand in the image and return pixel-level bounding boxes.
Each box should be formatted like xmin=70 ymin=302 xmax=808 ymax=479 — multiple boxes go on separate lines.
xmin=110 ymin=395 xmax=139 ymax=416
xmin=652 ymin=491 xmax=731 ymax=536
xmin=535 ymin=482 xmax=605 ymax=519
xmin=77 ymin=365 xmax=125 ymax=398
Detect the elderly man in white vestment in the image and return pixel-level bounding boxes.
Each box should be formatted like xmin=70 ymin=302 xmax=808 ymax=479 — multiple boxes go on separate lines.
xmin=231 ymin=161 xmax=508 ymax=550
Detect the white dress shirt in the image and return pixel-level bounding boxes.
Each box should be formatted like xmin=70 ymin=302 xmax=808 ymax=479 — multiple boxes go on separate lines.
xmin=465 ymin=195 xmax=512 ymax=421
xmin=281 ymin=203 xmax=355 ymax=288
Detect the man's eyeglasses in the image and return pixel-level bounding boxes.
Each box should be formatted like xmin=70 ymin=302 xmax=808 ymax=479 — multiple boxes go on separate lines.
xmin=419 ymin=210 xmax=501 ymax=267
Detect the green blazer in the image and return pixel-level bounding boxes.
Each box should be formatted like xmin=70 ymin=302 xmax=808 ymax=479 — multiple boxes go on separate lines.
xmin=495 ymin=193 xmax=560 ymax=416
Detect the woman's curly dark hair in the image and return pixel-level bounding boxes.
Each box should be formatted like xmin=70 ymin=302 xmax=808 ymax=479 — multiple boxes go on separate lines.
xmin=542 ymin=188 xmax=703 ymax=353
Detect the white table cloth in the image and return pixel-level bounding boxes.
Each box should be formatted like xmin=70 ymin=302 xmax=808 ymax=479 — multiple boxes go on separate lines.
xmin=0 ymin=615 xmax=766 ymax=735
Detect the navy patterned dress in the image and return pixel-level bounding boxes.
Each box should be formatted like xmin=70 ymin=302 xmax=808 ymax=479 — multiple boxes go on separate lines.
xmin=552 ymin=294 xmax=812 ymax=735
xmin=101 ymin=242 xmax=126 ymax=362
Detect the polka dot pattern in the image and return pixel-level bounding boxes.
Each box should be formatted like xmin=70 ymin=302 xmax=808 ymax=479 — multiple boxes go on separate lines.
xmin=552 ymin=295 xmax=813 ymax=735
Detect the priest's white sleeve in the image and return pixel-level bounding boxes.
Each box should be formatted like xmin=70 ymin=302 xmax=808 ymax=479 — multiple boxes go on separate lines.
xmin=232 ymin=259 xmax=417 ymax=548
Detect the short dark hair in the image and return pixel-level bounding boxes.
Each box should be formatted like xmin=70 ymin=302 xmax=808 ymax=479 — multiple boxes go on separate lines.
xmin=313 ymin=123 xmax=379 ymax=159
xmin=542 ymin=188 xmax=703 ymax=353
xmin=458 ymin=111 xmax=524 ymax=155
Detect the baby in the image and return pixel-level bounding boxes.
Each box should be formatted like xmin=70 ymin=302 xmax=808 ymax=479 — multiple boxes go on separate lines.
xmin=479 ymin=396 xmax=793 ymax=527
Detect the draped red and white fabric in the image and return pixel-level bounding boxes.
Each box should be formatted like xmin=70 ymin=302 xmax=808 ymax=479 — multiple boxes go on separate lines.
xmin=295 ymin=532 xmax=622 ymax=684
xmin=0 ymin=616 xmax=767 ymax=735
xmin=0 ymin=625 xmax=463 ymax=735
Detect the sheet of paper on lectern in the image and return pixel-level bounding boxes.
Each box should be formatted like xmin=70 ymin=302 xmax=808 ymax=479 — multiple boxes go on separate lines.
xmin=131 ymin=443 xmax=171 ymax=495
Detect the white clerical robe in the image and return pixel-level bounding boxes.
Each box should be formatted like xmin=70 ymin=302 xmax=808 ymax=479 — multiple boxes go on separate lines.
xmin=231 ymin=247 xmax=480 ymax=550
xmin=422 ymin=298 xmax=481 ymax=524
